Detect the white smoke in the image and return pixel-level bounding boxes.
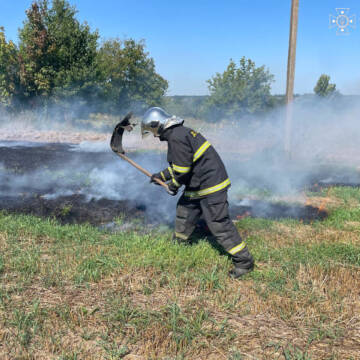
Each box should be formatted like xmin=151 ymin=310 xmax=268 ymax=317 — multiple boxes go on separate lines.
xmin=204 ymin=96 xmax=360 ymax=202
xmin=0 ymin=95 xmax=360 ymax=225
xmin=0 ymin=139 xmax=177 ymax=224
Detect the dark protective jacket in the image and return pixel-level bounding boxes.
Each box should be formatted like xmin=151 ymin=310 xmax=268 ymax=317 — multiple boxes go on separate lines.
xmin=159 ymin=125 xmax=230 ymax=199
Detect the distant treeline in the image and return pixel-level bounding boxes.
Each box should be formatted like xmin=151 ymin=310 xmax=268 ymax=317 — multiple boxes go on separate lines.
xmin=164 ymin=94 xmax=360 ymax=120
xmin=0 ymin=0 xmax=350 ymax=124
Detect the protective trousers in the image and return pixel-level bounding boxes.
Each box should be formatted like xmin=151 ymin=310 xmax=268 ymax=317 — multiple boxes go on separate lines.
xmin=174 ymin=191 xmax=254 ymax=269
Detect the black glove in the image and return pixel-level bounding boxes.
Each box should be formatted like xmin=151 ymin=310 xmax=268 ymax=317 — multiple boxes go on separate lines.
xmin=167 ymin=182 xmax=179 ymax=196
xmin=150 ymin=173 xmax=162 ymax=186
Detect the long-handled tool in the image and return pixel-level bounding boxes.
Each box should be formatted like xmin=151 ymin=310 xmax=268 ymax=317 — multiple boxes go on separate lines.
xmin=110 ymin=113 xmax=169 ymax=190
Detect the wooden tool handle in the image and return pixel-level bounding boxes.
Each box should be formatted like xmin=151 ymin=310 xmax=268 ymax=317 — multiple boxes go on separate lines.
xmin=116 ymin=152 xmax=169 ymax=190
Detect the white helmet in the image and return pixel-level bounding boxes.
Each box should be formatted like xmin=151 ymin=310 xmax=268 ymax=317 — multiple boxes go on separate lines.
xmin=141 ymin=107 xmax=184 ymax=137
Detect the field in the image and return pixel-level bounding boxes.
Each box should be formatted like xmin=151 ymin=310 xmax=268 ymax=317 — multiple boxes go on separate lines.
xmin=0 ymin=184 xmax=359 ymax=359
xmin=0 ymin=132 xmax=359 ymax=359
xmin=2 ymin=0 xmax=360 ymax=357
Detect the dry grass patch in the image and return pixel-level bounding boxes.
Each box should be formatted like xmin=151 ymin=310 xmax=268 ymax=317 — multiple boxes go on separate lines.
xmin=1 ymin=264 xmax=360 ymax=359
xmin=305 ymin=196 xmax=343 ymax=211
xmin=243 ymin=221 xmax=360 ymax=250
xmin=1 ymin=186 xmax=360 ymax=359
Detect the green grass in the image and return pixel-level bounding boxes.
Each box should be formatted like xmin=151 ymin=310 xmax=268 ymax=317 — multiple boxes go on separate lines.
xmin=1 ymin=186 xmax=360 ymax=358
xmin=329 ymin=186 xmax=360 ymax=204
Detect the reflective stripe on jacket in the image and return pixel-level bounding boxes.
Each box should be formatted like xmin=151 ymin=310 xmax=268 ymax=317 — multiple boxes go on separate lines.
xmin=159 ymin=125 xmax=230 ymax=198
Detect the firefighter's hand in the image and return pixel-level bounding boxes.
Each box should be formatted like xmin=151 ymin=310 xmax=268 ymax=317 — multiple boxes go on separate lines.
xmin=167 ymin=183 xmax=178 ymax=196
xmin=150 ymin=173 xmax=162 ymax=186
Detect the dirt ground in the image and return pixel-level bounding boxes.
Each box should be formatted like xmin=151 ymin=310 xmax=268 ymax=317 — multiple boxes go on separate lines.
xmin=0 ymin=127 xmax=109 ymax=143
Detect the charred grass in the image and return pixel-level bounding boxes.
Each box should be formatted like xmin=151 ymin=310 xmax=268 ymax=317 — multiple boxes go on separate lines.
xmin=0 ymin=187 xmax=360 ymax=359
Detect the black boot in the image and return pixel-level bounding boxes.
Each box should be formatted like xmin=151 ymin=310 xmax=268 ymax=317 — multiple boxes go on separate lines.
xmin=172 ymin=233 xmax=190 ymax=245
xmin=229 ymin=247 xmax=254 ymax=278
xmin=229 ymin=265 xmax=254 ymax=278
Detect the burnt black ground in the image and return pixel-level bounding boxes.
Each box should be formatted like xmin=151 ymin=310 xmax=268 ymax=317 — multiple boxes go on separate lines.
xmin=0 ymin=141 xmax=356 ymax=226
xmin=0 ymin=141 xmax=155 ymax=225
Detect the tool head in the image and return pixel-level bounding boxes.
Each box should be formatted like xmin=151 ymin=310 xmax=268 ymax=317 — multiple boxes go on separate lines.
xmin=110 ymin=112 xmax=136 ymax=154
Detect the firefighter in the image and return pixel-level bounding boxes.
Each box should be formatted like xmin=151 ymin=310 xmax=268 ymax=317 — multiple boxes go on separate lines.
xmin=141 ymin=107 xmax=254 ymax=278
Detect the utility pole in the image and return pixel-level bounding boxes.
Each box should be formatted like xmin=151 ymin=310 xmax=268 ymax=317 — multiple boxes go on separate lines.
xmin=285 ymin=0 xmax=299 ymax=155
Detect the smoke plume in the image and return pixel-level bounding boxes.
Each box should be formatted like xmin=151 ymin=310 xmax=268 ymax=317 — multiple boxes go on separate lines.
xmin=0 ymin=95 xmax=360 ymax=225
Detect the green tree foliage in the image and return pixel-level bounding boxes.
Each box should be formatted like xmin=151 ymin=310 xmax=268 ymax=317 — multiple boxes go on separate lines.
xmin=46 ymin=0 xmax=99 ymax=101
xmin=18 ymin=0 xmax=99 ymax=107
xmin=0 ymin=28 xmax=22 ymax=108
xmin=314 ymin=74 xmax=337 ymax=97
xmin=1 ymin=0 xmax=167 ymax=116
xmin=18 ymin=1 xmax=52 ymax=101
xmin=205 ymin=57 xmax=274 ymax=120
xmin=162 ymin=96 xmax=207 ymax=119
xmin=97 ymin=38 xmax=168 ymax=113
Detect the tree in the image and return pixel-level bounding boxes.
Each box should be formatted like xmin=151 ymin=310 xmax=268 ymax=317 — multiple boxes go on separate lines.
xmin=205 ymin=57 xmax=274 ymax=120
xmin=3 ymin=0 xmax=167 ymax=117
xmin=46 ymin=0 xmax=99 ymax=102
xmin=18 ymin=1 xmax=53 ymax=103
xmin=0 ymin=27 xmax=22 ymax=109
xmin=314 ymin=74 xmax=337 ymax=97
xmin=18 ymin=0 xmax=99 ymax=108
xmin=96 ymin=38 xmax=168 ymax=113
